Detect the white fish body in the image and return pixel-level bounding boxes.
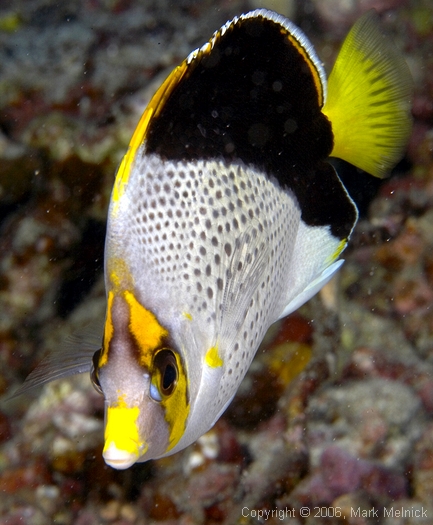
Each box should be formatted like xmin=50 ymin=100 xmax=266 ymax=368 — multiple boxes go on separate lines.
xmin=100 ymin=152 xmax=347 ymax=467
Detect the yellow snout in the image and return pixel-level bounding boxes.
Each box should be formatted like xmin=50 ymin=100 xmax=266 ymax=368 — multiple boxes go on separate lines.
xmin=103 ymin=404 xmax=147 ymax=470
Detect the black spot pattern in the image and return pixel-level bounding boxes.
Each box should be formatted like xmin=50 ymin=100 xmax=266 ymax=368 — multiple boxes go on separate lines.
xmin=113 ymin=154 xmax=344 ymax=411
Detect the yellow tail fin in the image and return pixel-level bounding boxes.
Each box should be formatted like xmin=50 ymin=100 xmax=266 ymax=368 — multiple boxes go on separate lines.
xmin=323 ymin=10 xmax=412 ymax=178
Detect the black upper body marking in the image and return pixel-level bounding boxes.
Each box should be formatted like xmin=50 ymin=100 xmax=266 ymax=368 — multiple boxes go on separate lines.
xmin=145 ymin=14 xmax=357 ymax=239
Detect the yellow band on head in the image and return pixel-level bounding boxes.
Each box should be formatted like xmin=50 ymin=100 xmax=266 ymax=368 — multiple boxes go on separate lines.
xmin=123 ymin=290 xmax=168 ymax=366
xmin=99 ymin=291 xmax=114 ymax=367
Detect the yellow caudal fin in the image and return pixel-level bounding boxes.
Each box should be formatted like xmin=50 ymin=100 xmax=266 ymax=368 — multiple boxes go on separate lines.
xmin=322 ymin=10 xmax=412 ymax=178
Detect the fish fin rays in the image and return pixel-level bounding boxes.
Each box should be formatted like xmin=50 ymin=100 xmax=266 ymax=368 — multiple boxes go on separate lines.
xmin=218 ymin=224 xmax=269 ymax=346
xmin=277 ymin=259 xmax=345 ymax=321
xmin=7 ymin=324 xmax=101 ymax=399
xmin=323 ymin=9 xmax=412 ymax=178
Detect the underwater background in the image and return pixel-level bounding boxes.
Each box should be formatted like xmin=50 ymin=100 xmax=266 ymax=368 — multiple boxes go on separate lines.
xmin=1 ymin=0 xmax=433 ymax=523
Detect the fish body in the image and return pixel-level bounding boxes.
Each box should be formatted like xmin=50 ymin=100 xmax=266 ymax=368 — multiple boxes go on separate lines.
xmin=96 ymin=8 xmax=411 ymax=469
xmin=101 ymin=156 xmax=348 ymax=466
xmin=17 ymin=9 xmax=412 ymax=469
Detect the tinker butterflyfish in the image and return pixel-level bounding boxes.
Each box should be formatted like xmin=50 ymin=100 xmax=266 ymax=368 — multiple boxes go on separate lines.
xmin=17 ymin=9 xmax=412 ymax=469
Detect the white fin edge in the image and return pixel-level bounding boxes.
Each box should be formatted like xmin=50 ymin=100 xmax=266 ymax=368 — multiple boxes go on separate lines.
xmin=187 ymin=9 xmax=327 ymax=103
xmin=277 ymin=259 xmax=344 ymax=321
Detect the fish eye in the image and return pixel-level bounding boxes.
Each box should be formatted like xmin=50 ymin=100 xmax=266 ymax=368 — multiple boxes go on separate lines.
xmin=90 ymin=349 xmax=103 ymax=395
xmin=151 ymin=349 xmax=178 ymax=399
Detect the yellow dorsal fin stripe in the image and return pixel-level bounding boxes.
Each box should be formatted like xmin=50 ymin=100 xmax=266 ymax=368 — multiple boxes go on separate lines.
xmin=112 ymin=60 xmax=189 ymax=208
xmin=323 ymin=10 xmax=412 ymax=178
xmin=123 ymin=291 xmax=168 ymax=365
xmin=286 ymin=33 xmax=323 ymax=107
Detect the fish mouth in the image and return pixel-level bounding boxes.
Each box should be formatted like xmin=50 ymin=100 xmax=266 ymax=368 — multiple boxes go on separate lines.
xmin=103 ymin=440 xmax=146 ymax=470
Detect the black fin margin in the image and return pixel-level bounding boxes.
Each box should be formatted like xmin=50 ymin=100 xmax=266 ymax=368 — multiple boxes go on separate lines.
xmin=287 ymin=161 xmax=358 ymax=239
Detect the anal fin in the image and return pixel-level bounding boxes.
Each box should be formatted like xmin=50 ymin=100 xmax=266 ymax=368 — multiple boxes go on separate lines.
xmin=277 ymin=259 xmax=344 ymax=321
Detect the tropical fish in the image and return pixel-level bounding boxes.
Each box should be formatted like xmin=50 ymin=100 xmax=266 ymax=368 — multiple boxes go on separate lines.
xmin=18 ymin=8 xmax=412 ymax=469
